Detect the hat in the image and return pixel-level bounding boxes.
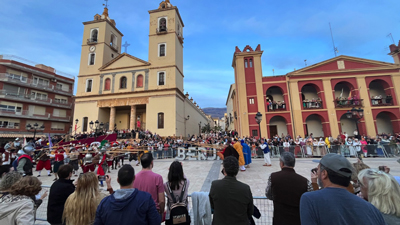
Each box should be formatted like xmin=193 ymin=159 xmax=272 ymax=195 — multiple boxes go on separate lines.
xmin=320 ymin=153 xmax=353 ymax=177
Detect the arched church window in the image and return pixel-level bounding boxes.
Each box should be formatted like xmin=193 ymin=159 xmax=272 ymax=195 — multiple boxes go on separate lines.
xmin=159 ymin=18 xmax=167 ymax=32
xmin=110 ymin=34 xmax=117 ymax=47
xmin=136 ymin=75 xmax=143 ymax=88
xmin=91 ymin=29 xmax=98 ymax=42
xmin=83 ymin=117 xmax=88 ymax=132
xmin=120 ymin=76 xmax=127 ymax=89
xmin=104 ymin=78 xmax=111 ymax=91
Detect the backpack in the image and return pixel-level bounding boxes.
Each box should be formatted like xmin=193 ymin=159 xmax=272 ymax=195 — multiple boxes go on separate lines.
xmin=166 ymin=180 xmax=190 ymax=225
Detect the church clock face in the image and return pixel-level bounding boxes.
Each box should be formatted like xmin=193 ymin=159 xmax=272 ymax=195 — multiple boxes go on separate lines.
xmin=89 ymin=46 xmax=96 ymax=52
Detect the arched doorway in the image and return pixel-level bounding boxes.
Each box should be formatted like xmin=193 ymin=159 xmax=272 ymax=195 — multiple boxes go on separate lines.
xmin=269 ymin=116 xmax=287 ymax=138
xmin=301 ymin=84 xmax=322 ymax=109
xmin=376 ymin=112 xmax=394 ymax=135
xmin=266 ymin=86 xmax=286 ymax=111
xmin=305 ymin=114 xmax=324 ymax=138
xmin=369 ymin=79 xmax=393 ymax=106
xmin=339 ymin=114 xmax=357 ymax=137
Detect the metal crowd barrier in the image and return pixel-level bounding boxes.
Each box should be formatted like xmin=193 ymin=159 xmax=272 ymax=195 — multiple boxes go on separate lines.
xmin=187 ymin=195 xmax=273 ymax=225
xmin=36 ymin=185 xmax=51 ymax=222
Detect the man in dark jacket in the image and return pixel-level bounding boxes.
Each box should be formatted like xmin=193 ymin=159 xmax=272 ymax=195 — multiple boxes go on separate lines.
xmin=47 ymin=164 xmax=75 ymax=225
xmin=209 ymin=156 xmax=253 ymax=225
xmin=266 ymin=152 xmax=313 ymax=225
xmin=94 ymin=164 xmax=160 ymax=225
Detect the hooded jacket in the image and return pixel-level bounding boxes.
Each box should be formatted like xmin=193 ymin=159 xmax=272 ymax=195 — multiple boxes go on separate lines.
xmin=94 ymin=188 xmax=160 ymax=225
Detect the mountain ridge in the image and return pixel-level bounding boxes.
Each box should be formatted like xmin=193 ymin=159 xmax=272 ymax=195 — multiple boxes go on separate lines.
xmin=202 ymin=107 xmax=226 ymax=119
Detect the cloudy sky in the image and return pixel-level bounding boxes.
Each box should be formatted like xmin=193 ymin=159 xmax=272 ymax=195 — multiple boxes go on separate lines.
xmin=1 ymin=0 xmax=399 ymax=108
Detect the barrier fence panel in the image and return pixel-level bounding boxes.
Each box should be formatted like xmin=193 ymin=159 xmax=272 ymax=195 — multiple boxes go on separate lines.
xmin=36 ymin=185 xmax=51 ymax=222
xmin=187 ymin=195 xmax=273 ymax=225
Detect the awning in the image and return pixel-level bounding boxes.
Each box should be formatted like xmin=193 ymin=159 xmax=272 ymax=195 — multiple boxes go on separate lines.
xmin=0 ymin=133 xmax=35 ymax=138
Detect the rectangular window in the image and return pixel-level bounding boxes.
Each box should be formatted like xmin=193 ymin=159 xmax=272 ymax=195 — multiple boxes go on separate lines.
xmin=31 ymin=91 xmax=48 ymax=100
xmin=245 ymin=59 xmax=248 ymax=68
xmin=158 ymin=113 xmax=164 ymax=129
xmin=56 ymin=83 xmax=62 ymax=90
xmin=252 ymin=130 xmax=258 ymax=137
xmin=158 ymin=72 xmax=165 ymax=86
xmin=51 ymin=122 xmax=65 ymax=131
xmin=86 ymin=79 xmax=92 ymax=92
xmin=249 ymin=59 xmax=253 ymax=67
xmin=33 ymin=77 xmax=49 ymax=87
xmin=159 ymin=44 xmax=166 ymax=57
xmin=89 ymin=54 xmax=95 ymax=65
xmin=249 ymin=98 xmax=255 ymax=104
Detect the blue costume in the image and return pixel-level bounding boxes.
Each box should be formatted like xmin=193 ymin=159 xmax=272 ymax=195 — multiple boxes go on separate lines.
xmin=241 ymin=140 xmax=252 ymax=166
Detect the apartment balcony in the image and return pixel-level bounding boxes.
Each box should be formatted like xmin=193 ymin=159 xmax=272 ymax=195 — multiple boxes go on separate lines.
xmin=0 ymin=90 xmax=72 ymax=109
xmin=371 ymin=97 xmax=393 ymax=106
xmin=0 ymin=109 xmax=70 ymax=122
xmin=266 ymin=102 xmax=287 ymax=112
xmin=303 ymin=101 xmax=323 ymax=109
xmin=0 ymin=73 xmax=73 ymax=96
xmin=334 ymin=99 xmax=364 ymax=108
xmin=87 ymin=38 xmax=98 ymax=45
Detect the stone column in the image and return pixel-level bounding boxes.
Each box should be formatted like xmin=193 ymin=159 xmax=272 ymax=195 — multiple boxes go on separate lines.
xmin=110 ymin=107 xmax=116 ymax=131
xmin=130 ymin=105 xmax=136 ymax=130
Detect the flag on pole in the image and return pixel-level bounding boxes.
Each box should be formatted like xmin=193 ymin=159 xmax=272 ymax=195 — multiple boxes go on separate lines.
xmin=48 ymin=133 xmax=53 ymax=149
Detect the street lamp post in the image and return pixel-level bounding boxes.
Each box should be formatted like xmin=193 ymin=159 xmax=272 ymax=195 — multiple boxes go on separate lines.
xmin=345 ymin=108 xmax=364 ymax=137
xmin=89 ymin=120 xmax=104 ymax=141
xmin=26 ymin=123 xmax=45 ymax=139
xmin=255 ymin=112 xmax=262 ymax=139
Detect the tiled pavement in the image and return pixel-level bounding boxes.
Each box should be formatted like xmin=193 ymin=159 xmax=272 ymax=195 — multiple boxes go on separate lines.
xmin=35 ymin=157 xmax=400 ymax=224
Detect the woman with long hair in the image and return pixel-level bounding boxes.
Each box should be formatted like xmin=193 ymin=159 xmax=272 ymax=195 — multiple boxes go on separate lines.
xmin=358 ymin=168 xmax=400 ymax=224
xmin=164 ymin=161 xmax=190 ymax=225
xmin=63 ymin=172 xmax=107 ymax=225
xmin=0 ymin=176 xmax=42 ymax=224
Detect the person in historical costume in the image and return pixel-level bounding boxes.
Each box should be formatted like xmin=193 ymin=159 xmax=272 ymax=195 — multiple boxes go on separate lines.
xmin=35 ymin=149 xmax=52 ymax=177
xmin=2 ymin=144 xmax=13 ymax=169
xmin=16 ymin=145 xmax=35 ymax=176
xmin=68 ymin=147 xmax=80 ymax=176
xmin=241 ymin=140 xmax=252 ymax=168
xmin=306 ymin=138 xmax=313 ymax=157
xmin=346 ymin=138 xmax=354 ymax=157
xmin=318 ymin=138 xmax=327 ymax=156
xmin=52 ymin=147 xmax=66 ymax=181
xmin=12 ymin=138 xmax=22 ymax=151
xmin=96 ymin=147 xmax=108 ymax=187
xmin=223 ymin=142 xmax=239 ymax=161
xmin=233 ymin=140 xmax=246 ymax=171
xmin=82 ymin=153 xmax=94 ymax=173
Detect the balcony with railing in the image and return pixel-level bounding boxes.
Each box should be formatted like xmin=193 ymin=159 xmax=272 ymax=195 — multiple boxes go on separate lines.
xmin=0 ymin=109 xmax=70 ymax=122
xmin=156 ymin=28 xmax=168 ymax=34
xmin=110 ymin=44 xmax=118 ymax=52
xmin=87 ymin=38 xmax=98 ymax=45
xmin=0 ymin=73 xmax=73 ymax=95
xmin=266 ymin=102 xmax=287 ymax=112
xmin=370 ymin=97 xmax=393 ymax=106
xmin=334 ymin=99 xmax=364 ymax=108
xmin=303 ymin=100 xmax=323 ymax=109
xmin=0 ymin=90 xmax=71 ymax=108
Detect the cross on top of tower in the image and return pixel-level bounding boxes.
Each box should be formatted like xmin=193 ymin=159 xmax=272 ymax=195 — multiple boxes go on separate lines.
xmin=122 ymin=41 xmax=131 ymax=53
xmin=103 ymin=0 xmax=109 ymax=8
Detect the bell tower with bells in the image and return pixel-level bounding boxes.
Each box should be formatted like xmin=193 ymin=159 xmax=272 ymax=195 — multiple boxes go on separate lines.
xmin=148 ymin=0 xmax=185 ymax=92
xmin=78 ymin=0 xmax=123 ymax=76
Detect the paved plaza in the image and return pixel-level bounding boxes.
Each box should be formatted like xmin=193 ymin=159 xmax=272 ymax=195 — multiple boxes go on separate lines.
xmin=35 ymin=156 xmax=400 ymax=224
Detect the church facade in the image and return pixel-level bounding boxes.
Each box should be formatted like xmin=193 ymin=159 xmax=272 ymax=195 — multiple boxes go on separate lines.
xmin=73 ymin=1 xmax=210 ymax=136
xmin=230 ymin=43 xmax=400 ymax=139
